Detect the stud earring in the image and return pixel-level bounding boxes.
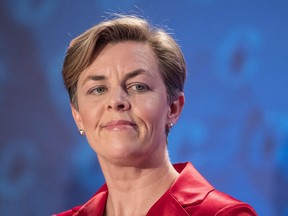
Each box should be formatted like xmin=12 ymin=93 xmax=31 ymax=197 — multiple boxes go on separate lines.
xmin=167 ymin=123 xmax=173 ymax=129
xmin=165 ymin=123 xmax=174 ymax=135
xmin=79 ymin=129 xmax=85 ymax=136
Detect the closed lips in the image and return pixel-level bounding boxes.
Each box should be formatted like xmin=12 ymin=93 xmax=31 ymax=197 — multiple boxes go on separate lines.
xmin=102 ymin=120 xmax=137 ymax=128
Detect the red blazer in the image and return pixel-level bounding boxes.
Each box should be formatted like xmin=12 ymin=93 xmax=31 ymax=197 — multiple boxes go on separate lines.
xmin=54 ymin=162 xmax=257 ymax=216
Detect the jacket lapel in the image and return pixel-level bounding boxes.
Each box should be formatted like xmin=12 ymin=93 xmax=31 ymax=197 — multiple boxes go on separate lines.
xmin=75 ymin=185 xmax=108 ymax=216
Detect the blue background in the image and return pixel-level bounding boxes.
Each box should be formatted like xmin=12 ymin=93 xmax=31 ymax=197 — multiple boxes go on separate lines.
xmin=0 ymin=0 xmax=288 ymax=215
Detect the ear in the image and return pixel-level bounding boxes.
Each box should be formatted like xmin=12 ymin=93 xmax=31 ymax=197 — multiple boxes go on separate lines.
xmin=167 ymin=92 xmax=185 ymax=124
xmin=71 ymin=103 xmax=84 ymax=130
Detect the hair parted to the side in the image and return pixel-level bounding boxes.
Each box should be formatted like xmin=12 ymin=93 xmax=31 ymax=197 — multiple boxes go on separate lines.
xmin=62 ymin=15 xmax=186 ymax=109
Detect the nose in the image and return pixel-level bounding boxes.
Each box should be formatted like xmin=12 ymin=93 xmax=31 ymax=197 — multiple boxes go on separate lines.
xmin=107 ymin=87 xmax=131 ymax=111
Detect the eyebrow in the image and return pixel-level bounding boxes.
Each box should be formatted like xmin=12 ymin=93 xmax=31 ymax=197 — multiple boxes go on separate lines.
xmin=124 ymin=68 xmax=148 ymax=81
xmin=82 ymin=74 xmax=106 ymax=87
xmin=81 ymin=68 xmax=149 ymax=87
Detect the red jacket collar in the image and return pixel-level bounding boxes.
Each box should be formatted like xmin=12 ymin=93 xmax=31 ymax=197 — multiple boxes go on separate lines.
xmin=74 ymin=162 xmax=214 ymax=215
xmin=75 ymin=185 xmax=108 ymax=216
xmin=170 ymin=162 xmax=214 ymax=206
xmin=147 ymin=162 xmax=215 ymax=215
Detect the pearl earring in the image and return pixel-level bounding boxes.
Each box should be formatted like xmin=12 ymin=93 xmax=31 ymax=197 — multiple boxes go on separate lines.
xmin=79 ymin=129 xmax=85 ymax=136
xmin=167 ymin=123 xmax=173 ymax=129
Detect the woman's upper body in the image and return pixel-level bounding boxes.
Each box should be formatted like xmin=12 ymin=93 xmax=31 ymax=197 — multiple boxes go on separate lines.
xmin=69 ymin=34 xmax=184 ymax=216
xmin=54 ymin=162 xmax=257 ymax=216
xmin=56 ymin=15 xmax=257 ymax=215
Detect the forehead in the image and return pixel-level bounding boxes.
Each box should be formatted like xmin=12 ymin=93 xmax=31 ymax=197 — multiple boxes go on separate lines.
xmin=98 ymin=41 xmax=153 ymax=58
xmin=83 ymin=41 xmax=159 ymax=76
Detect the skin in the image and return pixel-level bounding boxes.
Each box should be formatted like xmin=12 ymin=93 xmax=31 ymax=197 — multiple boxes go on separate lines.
xmin=71 ymin=41 xmax=184 ymax=216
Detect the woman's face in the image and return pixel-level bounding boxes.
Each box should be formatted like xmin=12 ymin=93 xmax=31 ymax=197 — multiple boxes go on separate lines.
xmin=71 ymin=41 xmax=183 ymax=166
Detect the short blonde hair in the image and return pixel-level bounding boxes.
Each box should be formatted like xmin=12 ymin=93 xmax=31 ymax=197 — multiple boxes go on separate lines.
xmin=62 ymin=15 xmax=186 ymax=109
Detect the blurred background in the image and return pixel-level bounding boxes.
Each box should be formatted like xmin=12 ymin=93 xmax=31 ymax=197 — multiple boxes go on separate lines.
xmin=0 ymin=0 xmax=287 ymax=215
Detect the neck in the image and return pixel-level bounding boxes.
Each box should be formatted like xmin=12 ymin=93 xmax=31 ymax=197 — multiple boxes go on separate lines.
xmin=99 ymin=152 xmax=179 ymax=216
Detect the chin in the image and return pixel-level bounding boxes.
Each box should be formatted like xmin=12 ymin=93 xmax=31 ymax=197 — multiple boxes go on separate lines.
xmin=103 ymin=144 xmax=148 ymax=165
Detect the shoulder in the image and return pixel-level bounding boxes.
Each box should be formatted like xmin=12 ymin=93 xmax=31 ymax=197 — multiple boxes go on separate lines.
xmin=52 ymin=206 xmax=81 ymax=216
xmin=170 ymin=162 xmax=257 ymax=215
xmin=215 ymin=202 xmax=257 ymax=216
xmin=185 ymin=189 xmax=257 ymax=216
xmin=52 ymin=184 xmax=108 ymax=216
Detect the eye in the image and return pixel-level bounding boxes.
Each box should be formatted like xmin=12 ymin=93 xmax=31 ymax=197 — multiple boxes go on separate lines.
xmin=88 ymin=86 xmax=107 ymax=95
xmin=129 ymin=83 xmax=149 ymax=92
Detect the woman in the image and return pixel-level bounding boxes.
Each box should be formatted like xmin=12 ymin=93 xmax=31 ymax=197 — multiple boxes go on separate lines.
xmin=55 ymin=15 xmax=257 ymax=216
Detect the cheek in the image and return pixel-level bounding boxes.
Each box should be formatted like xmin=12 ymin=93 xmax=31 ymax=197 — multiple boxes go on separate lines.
xmin=78 ymin=100 xmax=103 ymax=128
xmin=134 ymin=98 xmax=168 ymax=128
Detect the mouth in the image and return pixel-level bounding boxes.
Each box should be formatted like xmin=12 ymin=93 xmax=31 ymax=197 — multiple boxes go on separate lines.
xmin=102 ymin=120 xmax=137 ymax=131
